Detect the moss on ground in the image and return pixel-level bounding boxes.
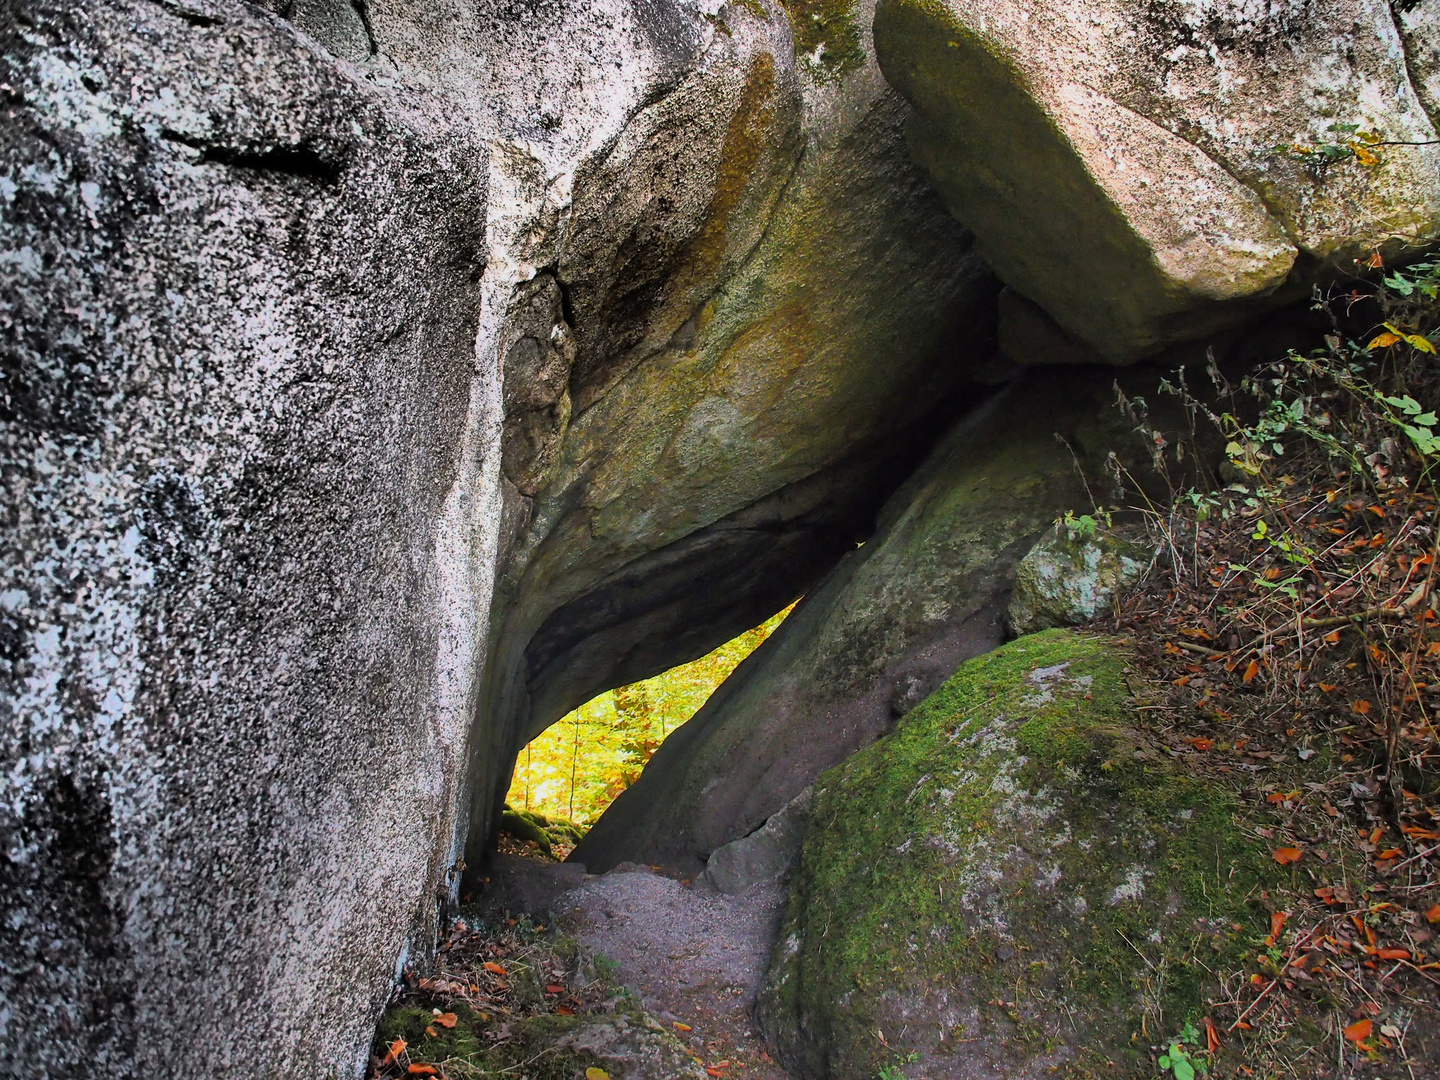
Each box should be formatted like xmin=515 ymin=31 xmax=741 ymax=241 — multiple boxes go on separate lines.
xmin=759 ymin=629 xmax=1279 ymax=1079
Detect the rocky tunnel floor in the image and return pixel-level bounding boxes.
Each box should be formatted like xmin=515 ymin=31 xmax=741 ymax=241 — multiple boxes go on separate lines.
xmin=491 ymin=855 xmax=794 ymax=1080
xmin=368 ymin=852 xmax=797 ymax=1080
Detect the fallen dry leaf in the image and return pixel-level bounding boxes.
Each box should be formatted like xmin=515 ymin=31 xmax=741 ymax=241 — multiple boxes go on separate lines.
xmin=1427 ymin=904 xmax=1440 ymax=923
xmin=407 ymin=1066 xmax=439 ymax=1077
xmin=434 ymin=1013 xmax=457 ymax=1029
xmin=1203 ymin=1016 xmax=1221 ymax=1053
xmin=673 ymin=1022 xmax=693 ymax=1032
xmin=1344 ymin=1018 xmax=1374 ymax=1045
xmin=585 ymin=1069 xmax=610 ymax=1080
xmin=482 ymin=962 xmax=507 ymax=975
xmin=383 ymin=1039 xmax=407 ymax=1066
xmin=1273 ymin=847 xmax=1304 ymax=865
xmin=545 ymin=984 xmax=566 ymax=994
xmin=1243 ymin=660 xmax=1260 ymax=683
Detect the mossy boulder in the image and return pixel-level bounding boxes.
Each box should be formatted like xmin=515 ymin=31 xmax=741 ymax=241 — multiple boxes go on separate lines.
xmin=757 ymin=629 xmax=1274 ymax=1080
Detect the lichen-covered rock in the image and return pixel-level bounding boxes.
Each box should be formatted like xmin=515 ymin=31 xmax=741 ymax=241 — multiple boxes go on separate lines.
xmin=1 ymin=2 xmax=490 ymax=1076
xmin=1007 ymin=521 xmax=1153 ymax=636
xmin=875 ymin=0 xmax=1440 ymax=362
xmin=757 ymin=630 xmax=1273 ymax=1080
xmin=2 ymin=1 xmax=999 ymax=1073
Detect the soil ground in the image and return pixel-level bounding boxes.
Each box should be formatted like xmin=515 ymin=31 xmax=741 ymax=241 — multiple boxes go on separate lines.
xmin=483 ymin=856 xmax=794 ymax=1080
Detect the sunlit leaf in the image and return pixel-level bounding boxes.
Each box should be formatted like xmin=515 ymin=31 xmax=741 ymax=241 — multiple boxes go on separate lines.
xmin=1272 ymin=847 xmax=1304 ymax=865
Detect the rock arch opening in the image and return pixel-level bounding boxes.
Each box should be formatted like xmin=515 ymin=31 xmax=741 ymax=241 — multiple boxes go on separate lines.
xmin=499 ymin=605 xmax=794 ymax=858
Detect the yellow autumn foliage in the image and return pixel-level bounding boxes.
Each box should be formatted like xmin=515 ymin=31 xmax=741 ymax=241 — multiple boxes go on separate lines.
xmin=507 ymin=605 xmax=793 ymax=825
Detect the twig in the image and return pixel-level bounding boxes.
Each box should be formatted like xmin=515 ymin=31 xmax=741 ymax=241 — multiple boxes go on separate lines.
xmin=1299 ymin=581 xmax=1429 ymax=629
xmin=1174 ymin=639 xmax=1228 ymax=659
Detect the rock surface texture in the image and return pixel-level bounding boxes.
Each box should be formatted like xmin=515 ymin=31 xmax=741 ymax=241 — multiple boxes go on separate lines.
xmin=1007 ymin=521 xmax=1154 ymax=636
xmin=1 ymin=2 xmax=491 ymax=1076
xmin=574 ymin=369 xmax=1180 ymax=873
xmin=875 ymin=0 xmax=1440 ymax=361
xmin=756 ymin=630 xmax=1274 ymax=1080
xmin=2 ymin=0 xmax=995 ymax=1075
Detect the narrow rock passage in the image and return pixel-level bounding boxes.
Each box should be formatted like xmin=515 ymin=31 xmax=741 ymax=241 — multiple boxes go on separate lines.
xmin=486 ymin=857 xmax=794 ymax=1079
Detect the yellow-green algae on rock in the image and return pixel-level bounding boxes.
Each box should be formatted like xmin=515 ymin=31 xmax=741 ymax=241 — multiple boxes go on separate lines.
xmin=758 ymin=629 xmax=1276 ymax=1080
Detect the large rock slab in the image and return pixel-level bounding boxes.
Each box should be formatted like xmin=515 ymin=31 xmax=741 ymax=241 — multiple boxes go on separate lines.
xmin=463 ymin=0 xmax=999 ymax=871
xmin=573 ymin=368 xmax=1163 ymax=873
xmin=756 ymin=630 xmax=1275 ymax=1080
xmin=3 ymin=1 xmax=999 ymax=1074
xmin=1 ymin=1 xmax=490 ymax=1075
xmin=875 ymin=0 xmax=1440 ymax=362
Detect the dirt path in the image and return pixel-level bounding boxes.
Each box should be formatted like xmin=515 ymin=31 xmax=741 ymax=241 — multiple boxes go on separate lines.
xmin=485 ymin=857 xmax=794 ymax=1079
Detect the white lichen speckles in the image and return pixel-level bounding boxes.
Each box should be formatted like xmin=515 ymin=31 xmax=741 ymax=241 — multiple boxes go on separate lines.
xmin=1108 ymin=864 xmax=1152 ymax=906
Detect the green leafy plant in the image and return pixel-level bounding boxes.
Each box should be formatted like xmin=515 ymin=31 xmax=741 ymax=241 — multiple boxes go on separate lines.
xmin=1156 ymin=1023 xmax=1209 ymax=1080
xmin=876 ymin=1051 xmax=919 ymax=1080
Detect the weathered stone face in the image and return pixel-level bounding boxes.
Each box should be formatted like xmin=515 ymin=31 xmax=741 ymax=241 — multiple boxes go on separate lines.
xmin=2 ymin=0 xmax=999 ymax=1074
xmin=1007 ymin=521 xmax=1155 ymax=636
xmin=875 ymin=0 xmax=1440 ymax=362
xmin=1 ymin=1 xmax=490 ymax=1075
xmin=465 ymin=0 xmax=1000 ymax=874
xmin=572 ymin=369 xmax=1149 ymax=874
xmin=756 ymin=630 xmax=1275 ymax=1080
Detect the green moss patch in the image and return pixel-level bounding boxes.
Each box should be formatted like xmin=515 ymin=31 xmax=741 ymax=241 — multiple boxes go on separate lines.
xmin=779 ymin=0 xmax=865 ymax=80
xmin=758 ymin=629 xmax=1277 ymax=1079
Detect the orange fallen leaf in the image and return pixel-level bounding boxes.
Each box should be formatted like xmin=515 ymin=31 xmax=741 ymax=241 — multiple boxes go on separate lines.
xmin=1344 ymin=1018 xmax=1373 ymax=1044
xmin=1243 ymin=660 xmax=1259 ymax=683
xmin=1353 ymin=700 xmax=1372 ymax=715
xmin=554 ymin=1006 xmax=575 ymax=1016
xmin=434 ymin=1013 xmax=457 ymax=1029
xmin=1173 ymin=675 xmax=1193 ymax=686
xmin=1324 ymin=630 xmax=1342 ymax=644
xmin=545 ymin=984 xmax=566 ymax=994
xmin=383 ymin=1039 xmax=407 ymax=1066
xmin=1273 ymin=847 xmax=1304 ymax=865
xmin=482 ymin=962 xmax=508 ymax=975
xmin=1318 ymin=682 xmax=1339 ymax=693
xmin=1186 ymin=736 xmax=1216 ymax=751
xmin=1267 ymin=911 xmax=1288 ymax=944
xmin=425 ymin=1026 xmax=438 ymax=1038
xmin=1203 ymin=1016 xmax=1221 ymax=1053
xmin=1376 ymin=849 xmax=1404 ymax=860
xmin=673 ymin=1022 xmax=693 ymax=1032
xmin=705 ymin=1070 xmax=728 ymax=1078
xmin=1375 ymin=948 xmax=1411 ymax=960
xmin=408 ymin=1066 xmax=439 ymax=1077
xmin=1426 ymin=904 xmax=1440 ymax=923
